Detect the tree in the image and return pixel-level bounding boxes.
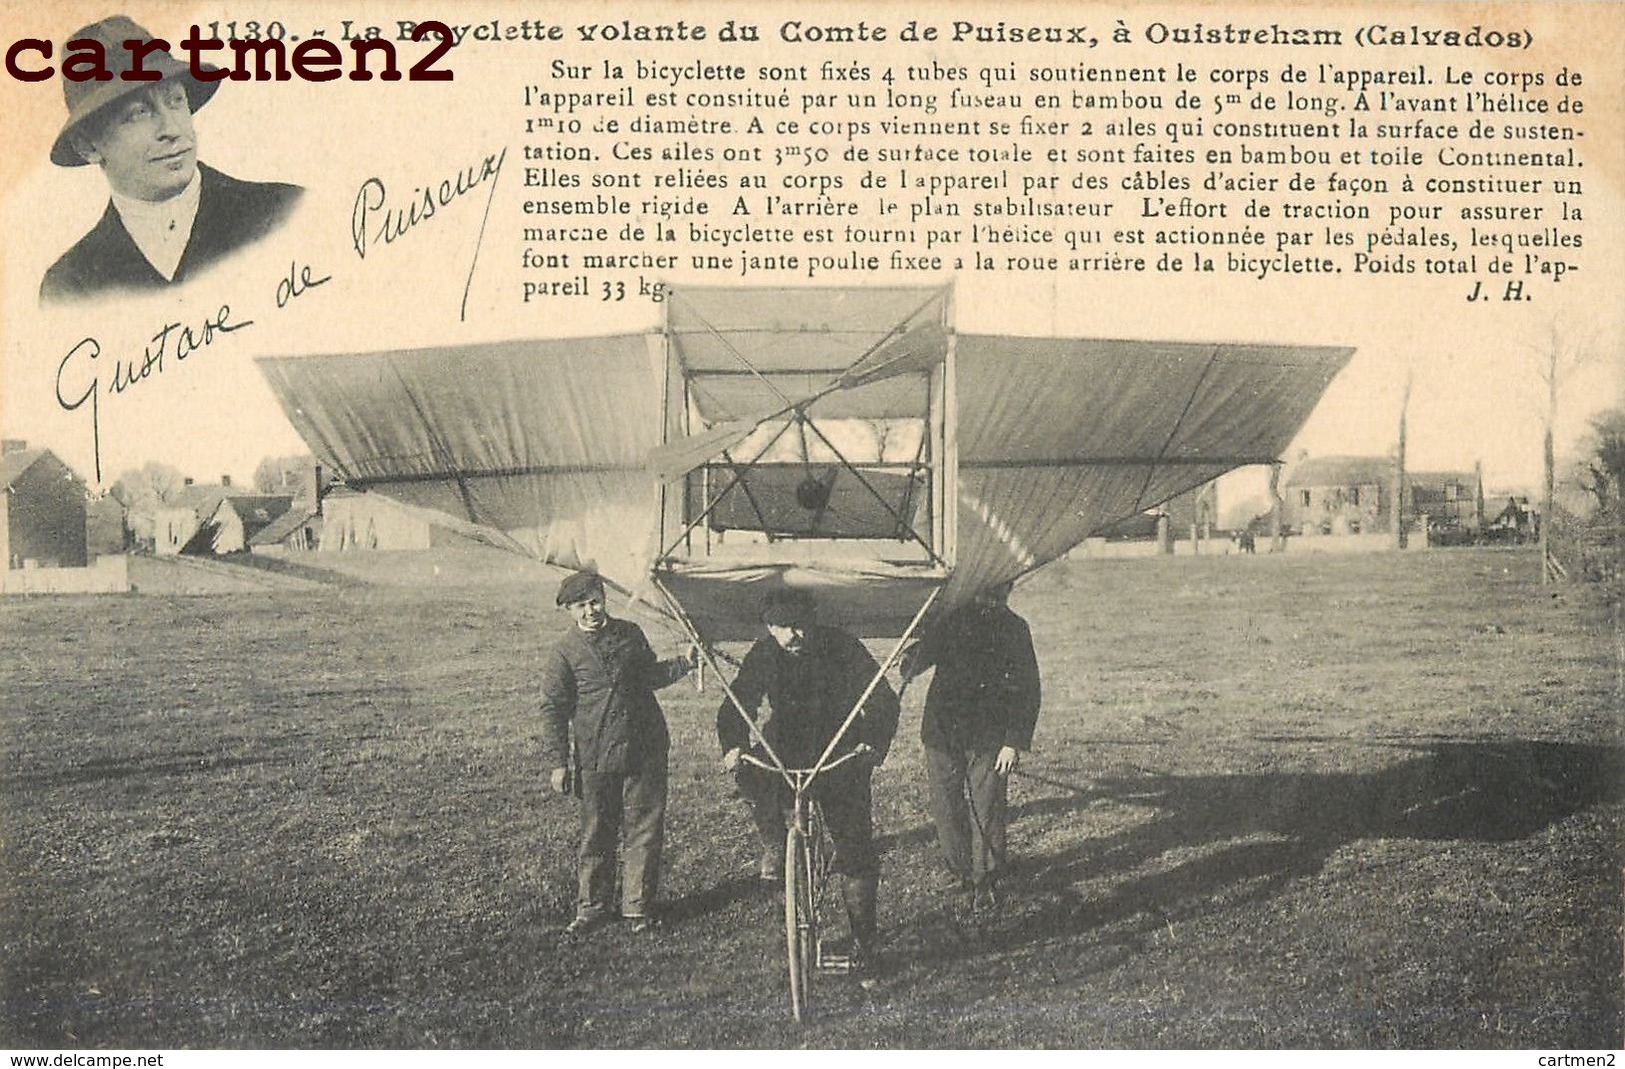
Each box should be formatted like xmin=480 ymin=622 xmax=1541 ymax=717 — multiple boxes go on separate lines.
xmin=110 ymin=462 xmax=186 ymax=549
xmin=254 ymin=454 xmax=325 ymax=505
xmin=1528 ymin=326 xmax=1597 ymax=582
xmin=1575 ymin=406 xmax=1625 ymax=523
xmin=1392 ymin=370 xmax=1412 ymax=549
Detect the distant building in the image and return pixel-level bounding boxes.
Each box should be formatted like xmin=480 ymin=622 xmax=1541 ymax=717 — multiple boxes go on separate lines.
xmin=1283 ymin=455 xmax=1482 ymax=536
xmin=2 ymin=444 xmax=88 ymax=569
xmin=318 ymin=488 xmax=468 ymax=551
xmin=188 ymin=494 xmax=296 ymax=554
xmin=1283 ymin=456 xmax=1387 ymax=536
xmin=155 ymin=476 xmax=294 ymax=556
xmin=155 ymin=482 xmax=225 ymax=556
xmin=249 ymin=506 xmax=321 ymax=552
xmin=1410 ymin=469 xmax=1484 ymax=529
xmin=85 ymin=494 xmax=129 ymax=556
xmin=1483 ymin=494 xmax=1538 ymax=543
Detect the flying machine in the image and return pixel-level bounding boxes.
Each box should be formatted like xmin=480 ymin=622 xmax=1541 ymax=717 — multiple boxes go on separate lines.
xmin=257 ymin=282 xmax=1351 ymax=645
xmin=258 ymin=280 xmax=1351 ymax=1016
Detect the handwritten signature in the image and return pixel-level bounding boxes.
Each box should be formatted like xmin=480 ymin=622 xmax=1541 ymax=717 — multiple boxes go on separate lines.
xmin=55 ymin=261 xmax=329 ymax=483
xmin=55 ymin=305 xmax=253 ymax=483
xmin=349 ymin=147 xmax=507 ymax=320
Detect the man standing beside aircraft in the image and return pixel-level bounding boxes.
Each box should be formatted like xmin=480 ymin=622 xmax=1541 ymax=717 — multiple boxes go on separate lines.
xmin=903 ymin=581 xmax=1041 ymax=913
xmin=541 ymin=570 xmax=695 ymax=935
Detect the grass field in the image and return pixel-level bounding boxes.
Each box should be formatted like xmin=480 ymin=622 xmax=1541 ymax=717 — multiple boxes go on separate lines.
xmin=2 ymin=546 xmax=1620 ymax=1049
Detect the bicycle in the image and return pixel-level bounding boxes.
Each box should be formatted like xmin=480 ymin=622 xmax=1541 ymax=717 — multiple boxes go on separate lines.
xmin=738 ymin=749 xmax=863 ymax=1022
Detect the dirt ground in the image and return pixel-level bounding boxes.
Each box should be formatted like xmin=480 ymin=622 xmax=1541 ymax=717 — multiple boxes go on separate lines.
xmin=1 ymin=546 xmax=1619 ymax=1048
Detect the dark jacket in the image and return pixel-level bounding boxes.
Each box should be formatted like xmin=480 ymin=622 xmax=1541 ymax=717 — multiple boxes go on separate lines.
xmin=541 ymin=618 xmax=689 ymax=775
xmin=912 ymin=604 xmax=1041 ymax=753
xmin=41 ymin=163 xmax=303 ymax=304
xmin=719 ymin=624 xmax=900 ymax=769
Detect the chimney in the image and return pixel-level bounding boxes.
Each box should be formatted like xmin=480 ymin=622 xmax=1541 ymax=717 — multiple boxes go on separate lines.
xmin=221 ymin=474 xmax=232 ymax=488
xmin=1 ymin=439 xmax=26 ymax=455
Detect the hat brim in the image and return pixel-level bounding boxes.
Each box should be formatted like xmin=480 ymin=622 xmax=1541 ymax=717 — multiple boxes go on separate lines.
xmin=50 ymin=58 xmax=219 ymax=167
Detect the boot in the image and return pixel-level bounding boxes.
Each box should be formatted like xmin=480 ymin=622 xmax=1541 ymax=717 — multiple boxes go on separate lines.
xmin=758 ymin=844 xmax=784 ymax=886
xmin=841 ymin=874 xmax=879 ymax=976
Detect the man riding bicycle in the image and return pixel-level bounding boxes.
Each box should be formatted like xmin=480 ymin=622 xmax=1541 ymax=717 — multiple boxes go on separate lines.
xmin=719 ymin=588 xmax=900 ymax=974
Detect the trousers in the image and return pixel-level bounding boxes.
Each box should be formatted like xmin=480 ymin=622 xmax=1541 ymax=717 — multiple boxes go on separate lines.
xmin=576 ymin=765 xmax=666 ymax=918
xmin=735 ymin=764 xmax=878 ymax=879
xmin=925 ymin=745 xmax=1007 ymax=888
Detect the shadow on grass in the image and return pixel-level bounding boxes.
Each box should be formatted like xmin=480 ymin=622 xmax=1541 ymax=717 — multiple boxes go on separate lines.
xmin=892 ymin=739 xmax=1623 ymax=969
xmin=214 ymin=551 xmax=374 ymax=589
xmin=661 ymin=874 xmax=768 ymax=924
xmin=9 ymin=751 xmax=269 ymax=788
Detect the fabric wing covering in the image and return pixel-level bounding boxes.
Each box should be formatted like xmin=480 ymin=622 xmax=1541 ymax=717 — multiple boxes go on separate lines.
xmin=256 ymin=288 xmax=1352 ymax=643
xmin=947 ymin=336 xmax=1353 ymax=604
xmin=256 ymin=335 xmax=664 ymax=592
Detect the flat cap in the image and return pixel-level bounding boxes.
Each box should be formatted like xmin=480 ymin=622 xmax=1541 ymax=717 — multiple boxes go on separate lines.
xmin=556 ymin=570 xmax=605 ymax=606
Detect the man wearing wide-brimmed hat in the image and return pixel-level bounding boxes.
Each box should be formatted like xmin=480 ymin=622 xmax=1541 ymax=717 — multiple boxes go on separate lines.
xmin=39 ymin=15 xmax=303 ymax=304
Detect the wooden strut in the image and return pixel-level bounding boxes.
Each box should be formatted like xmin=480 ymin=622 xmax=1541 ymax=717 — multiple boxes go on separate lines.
xmin=650 ymin=576 xmax=793 ymax=783
xmin=658 ymin=417 xmax=801 ymax=562
xmin=806 ymin=584 xmax=942 ymax=790
xmin=662 ymin=287 xmax=951 ymax=542
xmin=797 ymin=413 xmax=944 ymax=567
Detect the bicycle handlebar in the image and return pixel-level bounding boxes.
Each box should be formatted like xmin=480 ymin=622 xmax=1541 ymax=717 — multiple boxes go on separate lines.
xmin=736 ymin=748 xmax=864 ymax=777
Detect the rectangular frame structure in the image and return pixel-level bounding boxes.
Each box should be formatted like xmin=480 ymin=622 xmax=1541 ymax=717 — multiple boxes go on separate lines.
xmin=653 ymin=284 xmax=956 ymax=573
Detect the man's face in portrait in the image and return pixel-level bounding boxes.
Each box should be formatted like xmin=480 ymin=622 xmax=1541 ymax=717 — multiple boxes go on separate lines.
xmin=78 ymin=81 xmax=198 ymax=202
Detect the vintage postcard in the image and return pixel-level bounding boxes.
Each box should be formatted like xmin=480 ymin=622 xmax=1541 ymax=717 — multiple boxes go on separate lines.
xmin=1 ymin=0 xmax=1620 ymax=1053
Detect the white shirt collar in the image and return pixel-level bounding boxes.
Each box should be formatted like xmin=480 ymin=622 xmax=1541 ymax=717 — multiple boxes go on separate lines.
xmin=110 ymin=169 xmax=202 ymax=281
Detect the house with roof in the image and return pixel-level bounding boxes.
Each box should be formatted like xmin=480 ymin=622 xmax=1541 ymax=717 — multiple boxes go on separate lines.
xmin=154 ymin=476 xmax=296 ymax=556
xmin=1283 ymin=455 xmax=1390 ymax=536
xmin=155 ymin=482 xmax=227 ymax=555
xmin=187 ymin=494 xmax=296 ymax=554
xmin=1482 ymin=494 xmax=1538 ymax=543
xmin=1283 ymin=455 xmax=1483 ymax=537
xmin=317 ymin=488 xmax=459 ymax=551
xmin=249 ymin=505 xmax=322 ymax=553
xmin=1410 ymin=469 xmax=1484 ymax=529
xmin=2 ymin=443 xmax=88 ymax=570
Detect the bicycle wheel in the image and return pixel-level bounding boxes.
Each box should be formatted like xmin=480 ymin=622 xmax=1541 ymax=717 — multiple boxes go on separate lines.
xmin=805 ymin=802 xmax=835 ymax=965
xmin=784 ymin=825 xmax=816 ymax=1021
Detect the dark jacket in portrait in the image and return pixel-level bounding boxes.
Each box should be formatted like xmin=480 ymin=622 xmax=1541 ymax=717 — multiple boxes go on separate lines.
xmin=914 ymin=603 xmax=1041 ymax=754
xmin=40 ymin=163 xmax=303 ymax=304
